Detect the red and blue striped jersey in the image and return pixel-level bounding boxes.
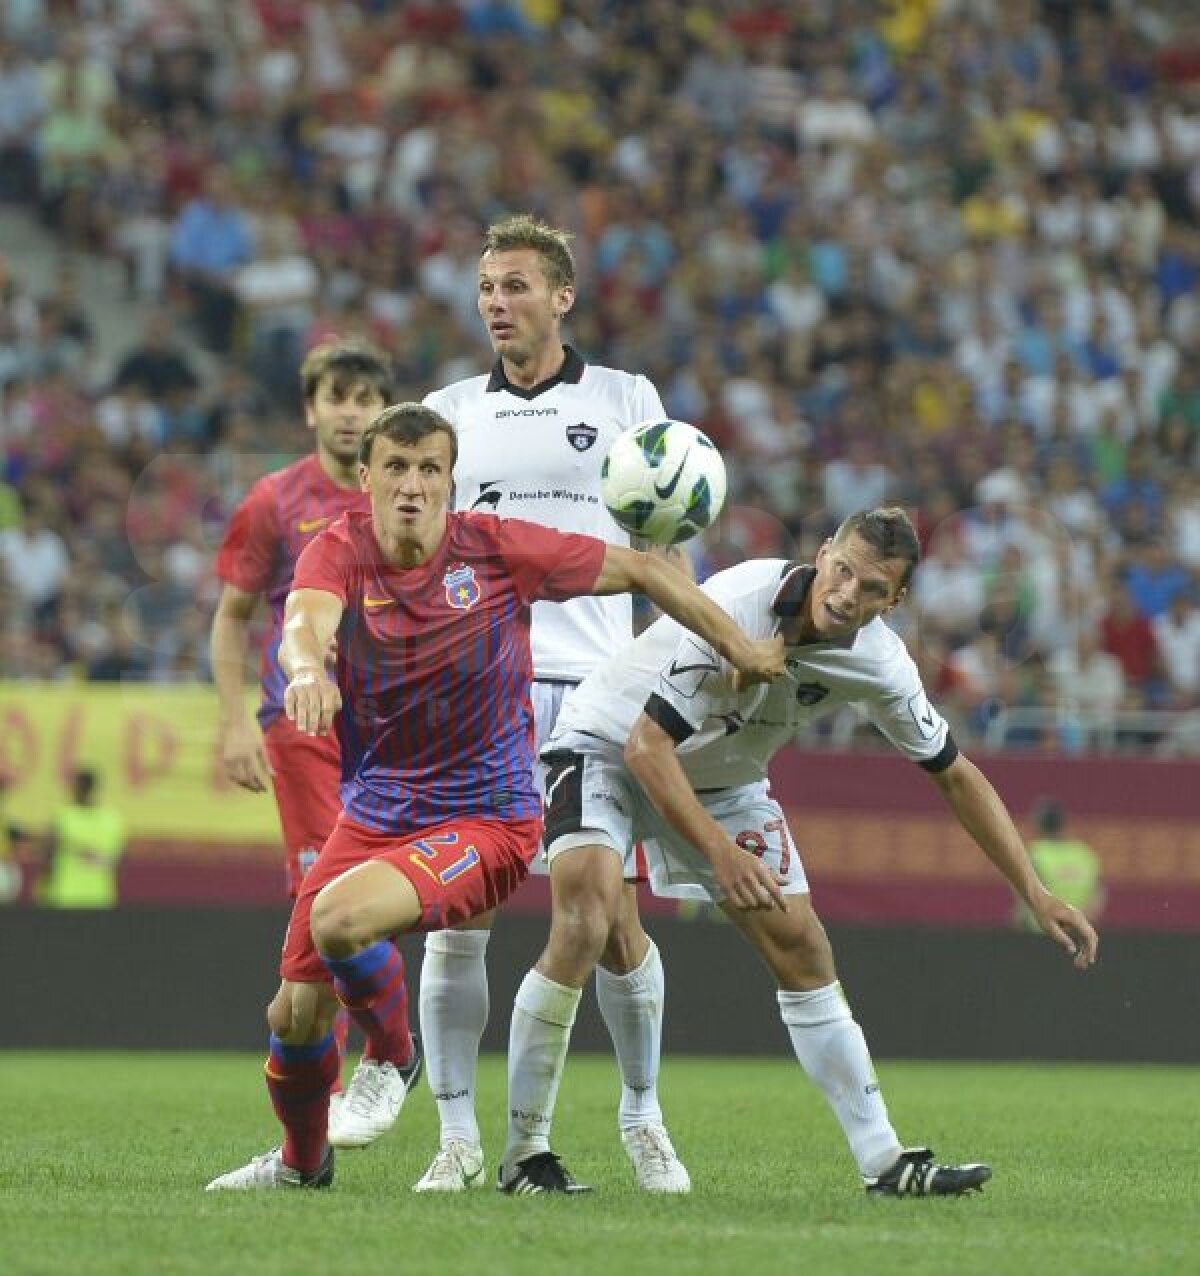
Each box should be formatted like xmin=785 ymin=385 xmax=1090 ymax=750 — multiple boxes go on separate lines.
xmin=292 ymin=509 xmax=606 ymax=832
xmin=215 ymin=454 xmax=367 ymax=729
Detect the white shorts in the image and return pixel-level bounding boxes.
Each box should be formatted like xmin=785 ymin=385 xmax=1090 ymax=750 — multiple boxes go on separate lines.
xmin=531 ymin=681 xmax=628 ymax=876
xmin=540 ymin=747 xmax=809 ymax=903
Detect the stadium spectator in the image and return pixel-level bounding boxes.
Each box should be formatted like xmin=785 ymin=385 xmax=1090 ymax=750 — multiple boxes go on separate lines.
xmin=168 ymin=165 xmax=255 ymax=353
xmin=112 ymin=308 xmax=199 ymax=402
xmin=0 ymin=35 xmax=45 ymax=204
xmin=37 ymin=769 xmax=126 ymax=909
xmin=1015 ymin=798 xmax=1105 ymax=930
xmin=1152 ymin=589 xmax=1200 ymax=707
xmin=1100 ymin=579 xmax=1163 ymax=705
xmin=0 ymin=497 xmax=69 ymax=611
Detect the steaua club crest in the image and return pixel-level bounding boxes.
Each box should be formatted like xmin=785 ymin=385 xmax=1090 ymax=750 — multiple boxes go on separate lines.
xmin=444 ymin=563 xmax=481 ymax=610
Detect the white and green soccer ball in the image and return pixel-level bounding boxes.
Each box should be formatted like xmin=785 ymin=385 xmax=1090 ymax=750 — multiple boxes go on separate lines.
xmin=601 ymin=419 xmax=727 ymax=545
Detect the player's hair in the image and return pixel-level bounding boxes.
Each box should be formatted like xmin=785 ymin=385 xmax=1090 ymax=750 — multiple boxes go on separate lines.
xmin=300 ymin=339 xmax=396 ymax=404
xmin=833 ymin=507 xmax=921 ymax=589
xmin=72 ymin=769 xmax=98 ymax=802
xmin=482 ymin=213 xmax=576 ymax=290
xmin=1033 ymin=797 xmax=1066 ymax=836
xmin=359 ymin=403 xmax=458 ymax=468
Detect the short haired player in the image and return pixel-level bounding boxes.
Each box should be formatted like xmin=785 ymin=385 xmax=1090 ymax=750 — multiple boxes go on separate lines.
xmin=502 ymin=508 xmax=1098 ymax=1196
xmin=413 ymin=214 xmax=694 ymax=1194
xmin=205 ymin=404 xmax=783 ymax=1191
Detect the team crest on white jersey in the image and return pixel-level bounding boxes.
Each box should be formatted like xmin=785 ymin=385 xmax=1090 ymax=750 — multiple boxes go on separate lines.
xmin=566 ymin=422 xmax=598 ymax=451
xmin=444 ymin=564 xmax=481 ymax=610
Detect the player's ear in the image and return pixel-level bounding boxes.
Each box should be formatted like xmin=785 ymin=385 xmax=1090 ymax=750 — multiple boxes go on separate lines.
xmin=358 ymin=461 xmax=370 ymax=491
xmin=887 ymin=586 xmax=908 ymax=613
xmin=556 ymin=284 xmax=575 ymax=320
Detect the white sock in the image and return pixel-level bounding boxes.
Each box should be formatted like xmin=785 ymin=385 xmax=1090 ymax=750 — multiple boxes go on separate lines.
xmin=420 ymin=929 xmax=490 ymax=1146
xmin=595 ymin=940 xmax=664 ymax=1131
xmin=504 ymin=969 xmax=581 ymax=1168
xmin=777 ymin=983 xmax=902 ymax=1178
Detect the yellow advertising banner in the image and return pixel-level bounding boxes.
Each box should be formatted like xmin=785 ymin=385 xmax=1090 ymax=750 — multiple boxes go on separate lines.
xmin=0 ymin=683 xmax=282 ymax=843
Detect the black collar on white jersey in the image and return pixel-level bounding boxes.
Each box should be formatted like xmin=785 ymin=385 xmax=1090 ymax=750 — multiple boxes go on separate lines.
xmin=772 ymin=563 xmax=815 ymax=620
xmin=486 ymin=344 xmax=586 ymax=399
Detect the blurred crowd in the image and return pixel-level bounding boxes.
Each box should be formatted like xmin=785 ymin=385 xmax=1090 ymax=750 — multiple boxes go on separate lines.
xmin=1 ymin=0 xmax=1200 ymax=752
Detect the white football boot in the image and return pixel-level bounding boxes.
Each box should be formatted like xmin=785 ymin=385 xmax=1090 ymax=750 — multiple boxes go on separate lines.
xmin=412 ymin=1139 xmax=487 ymax=1193
xmin=621 ymin=1123 xmax=692 ymax=1194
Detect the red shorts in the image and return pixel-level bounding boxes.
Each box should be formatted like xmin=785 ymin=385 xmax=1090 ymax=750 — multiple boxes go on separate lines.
xmin=280 ymin=811 xmax=542 ymax=983
xmin=263 ymin=715 xmax=342 ymax=897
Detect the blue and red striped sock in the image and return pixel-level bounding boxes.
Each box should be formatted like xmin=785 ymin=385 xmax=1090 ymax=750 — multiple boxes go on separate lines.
xmin=331 ymin=1009 xmax=351 ymax=1093
xmin=322 ymin=941 xmax=413 ymax=1066
xmin=265 ymin=1032 xmax=339 ymax=1174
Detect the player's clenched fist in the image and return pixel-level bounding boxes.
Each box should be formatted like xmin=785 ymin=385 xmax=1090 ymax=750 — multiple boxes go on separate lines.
xmin=731 ymin=633 xmax=786 ymax=690
xmin=716 ymin=840 xmax=787 ymax=912
xmin=285 ymin=668 xmax=342 ymax=736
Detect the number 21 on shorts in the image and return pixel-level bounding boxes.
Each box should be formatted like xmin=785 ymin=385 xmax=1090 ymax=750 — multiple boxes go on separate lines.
xmin=408 ymin=832 xmax=480 ymax=885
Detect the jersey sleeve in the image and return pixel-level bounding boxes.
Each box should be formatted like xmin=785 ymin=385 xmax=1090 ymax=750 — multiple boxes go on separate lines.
xmin=641 ymin=566 xmax=775 ymax=743
xmin=491 ymin=516 xmax=607 ymax=604
xmin=642 ymin=631 xmax=728 ymax=741
xmin=421 ymin=385 xmax=451 ymax=419
xmin=863 ymin=652 xmax=956 ymax=769
xmin=632 ymin=375 xmax=666 ymax=423
xmin=215 ymin=480 xmax=280 ymax=594
xmin=291 ymin=522 xmax=355 ymax=605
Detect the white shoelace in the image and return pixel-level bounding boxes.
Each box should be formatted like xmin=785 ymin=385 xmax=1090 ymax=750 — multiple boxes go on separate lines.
xmin=628 ymin=1125 xmax=675 ymax=1173
xmin=343 ymin=1062 xmax=394 ymax=1116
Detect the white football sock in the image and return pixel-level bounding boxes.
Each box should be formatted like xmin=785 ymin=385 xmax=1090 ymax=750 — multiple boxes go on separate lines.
xmin=777 ymin=983 xmax=902 ymax=1178
xmin=504 ymin=969 xmax=581 ymax=1168
xmin=420 ymin=928 xmax=490 ymax=1146
xmin=596 ymin=940 xmax=665 ymax=1131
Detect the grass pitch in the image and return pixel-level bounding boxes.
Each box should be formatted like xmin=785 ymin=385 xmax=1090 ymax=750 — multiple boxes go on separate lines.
xmin=1 ymin=1053 xmax=1196 ymax=1276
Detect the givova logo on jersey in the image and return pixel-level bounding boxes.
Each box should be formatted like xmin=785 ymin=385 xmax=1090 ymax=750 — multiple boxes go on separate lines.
xmin=444 ymin=564 xmax=481 ymax=610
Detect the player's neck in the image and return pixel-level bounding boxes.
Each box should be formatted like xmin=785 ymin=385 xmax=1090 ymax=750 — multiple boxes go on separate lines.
xmin=502 ymin=342 xmax=566 ymax=391
xmin=373 ymin=515 xmax=447 ymax=568
xmin=315 ymin=446 xmax=360 ymax=489
xmin=785 ymin=607 xmax=821 ymax=645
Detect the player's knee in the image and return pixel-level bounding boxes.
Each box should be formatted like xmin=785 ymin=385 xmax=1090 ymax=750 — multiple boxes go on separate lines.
xmin=310 ymin=892 xmax=373 ymax=957
xmin=549 ymin=888 xmax=614 ymax=963
xmin=267 ymin=984 xmax=320 ymax=1044
xmin=600 ymin=912 xmax=649 ymax=974
xmin=774 ymin=915 xmax=836 ymax=985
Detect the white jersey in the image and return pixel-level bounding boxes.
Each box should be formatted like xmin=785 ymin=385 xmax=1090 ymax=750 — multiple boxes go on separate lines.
xmin=549 ymin=558 xmax=953 ymax=791
xmin=425 ymin=346 xmax=665 ymax=682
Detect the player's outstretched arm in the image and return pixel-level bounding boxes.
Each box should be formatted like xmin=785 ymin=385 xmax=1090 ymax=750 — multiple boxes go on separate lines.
xmin=210 ymin=583 xmax=270 ymax=792
xmin=929 ymin=753 xmax=1099 ymax=970
xmin=280 ymin=588 xmax=344 ymax=737
xmin=625 ymin=713 xmax=786 ymax=912
xmin=592 ymin=546 xmax=784 ymax=684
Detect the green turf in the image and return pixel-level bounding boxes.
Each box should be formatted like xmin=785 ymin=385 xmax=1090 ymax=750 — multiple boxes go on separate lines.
xmin=2 ymin=1053 xmax=1197 ymax=1276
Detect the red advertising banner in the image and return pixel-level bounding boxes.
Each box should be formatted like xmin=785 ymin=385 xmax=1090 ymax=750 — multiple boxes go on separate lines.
xmin=767 ymin=747 xmax=1200 ymax=931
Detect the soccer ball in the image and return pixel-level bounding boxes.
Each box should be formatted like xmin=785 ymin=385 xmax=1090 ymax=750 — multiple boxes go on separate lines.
xmin=601 ymin=419 xmax=727 ymax=545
